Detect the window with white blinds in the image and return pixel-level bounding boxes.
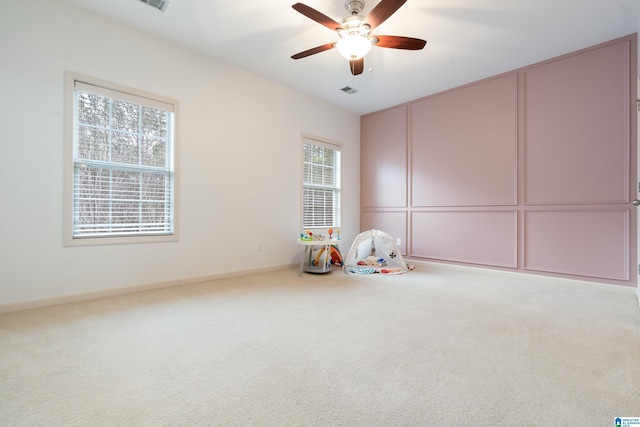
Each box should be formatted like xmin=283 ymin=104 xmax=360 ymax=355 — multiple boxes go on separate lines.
xmin=302 ymin=138 xmax=341 ymax=229
xmin=67 ymin=75 xmax=176 ymax=243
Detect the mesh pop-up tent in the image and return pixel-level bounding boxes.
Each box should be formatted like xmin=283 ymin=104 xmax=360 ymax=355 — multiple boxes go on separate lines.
xmin=344 ymin=229 xmax=409 ymax=274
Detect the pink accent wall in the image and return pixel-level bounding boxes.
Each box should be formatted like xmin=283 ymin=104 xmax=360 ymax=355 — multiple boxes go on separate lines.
xmin=524 ymin=42 xmax=630 ymax=205
xmin=360 ymin=34 xmax=637 ymax=286
xmin=411 ymin=74 xmax=518 ymax=207
xmin=524 ymin=210 xmax=629 ymax=280
xmin=411 ymin=211 xmax=517 ymax=268
xmin=361 ymin=106 xmax=408 ymax=208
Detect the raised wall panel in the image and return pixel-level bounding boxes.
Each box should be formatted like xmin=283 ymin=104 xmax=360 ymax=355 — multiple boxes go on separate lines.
xmin=524 ymin=210 xmax=629 ymax=280
xmin=361 ymin=211 xmax=407 ymax=255
xmin=361 ymin=106 xmax=407 ymax=208
xmin=411 ymin=74 xmax=518 ymax=207
xmin=360 ymin=35 xmax=636 ymax=285
xmin=411 ymin=211 xmax=517 ymax=268
xmin=524 ymin=41 xmax=630 ymax=204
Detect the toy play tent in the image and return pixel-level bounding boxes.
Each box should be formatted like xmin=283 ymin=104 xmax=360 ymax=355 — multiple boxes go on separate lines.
xmin=344 ymin=229 xmax=409 ymax=274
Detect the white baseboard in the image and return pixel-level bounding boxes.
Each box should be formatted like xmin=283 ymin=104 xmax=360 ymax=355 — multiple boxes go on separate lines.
xmin=0 ymin=264 xmax=296 ymax=314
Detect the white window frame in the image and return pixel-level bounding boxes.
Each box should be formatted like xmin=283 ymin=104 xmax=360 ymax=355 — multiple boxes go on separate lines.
xmin=64 ymin=71 xmax=179 ymax=246
xmin=301 ymin=135 xmax=342 ymax=231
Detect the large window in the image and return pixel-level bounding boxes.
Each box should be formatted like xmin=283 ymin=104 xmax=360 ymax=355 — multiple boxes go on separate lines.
xmin=302 ymin=137 xmax=341 ymax=229
xmin=65 ymin=73 xmax=177 ymax=245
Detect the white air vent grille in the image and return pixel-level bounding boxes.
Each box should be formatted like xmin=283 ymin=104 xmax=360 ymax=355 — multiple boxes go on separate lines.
xmin=139 ymin=0 xmax=169 ymax=12
xmin=341 ymin=86 xmax=358 ymax=95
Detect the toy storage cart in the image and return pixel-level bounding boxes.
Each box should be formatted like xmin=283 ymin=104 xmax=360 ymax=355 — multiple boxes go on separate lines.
xmin=297 ymin=240 xmax=339 ymax=276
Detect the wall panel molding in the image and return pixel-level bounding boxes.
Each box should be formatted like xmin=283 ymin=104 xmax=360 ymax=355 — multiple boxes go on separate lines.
xmin=523 ymin=40 xmax=630 ymax=205
xmin=361 ymin=106 xmax=408 ymax=208
xmin=410 ymin=74 xmax=518 ymax=207
xmin=523 ymin=209 xmax=629 ymax=280
xmin=360 ymin=34 xmax=637 ymax=286
xmin=411 ymin=210 xmax=518 ymax=268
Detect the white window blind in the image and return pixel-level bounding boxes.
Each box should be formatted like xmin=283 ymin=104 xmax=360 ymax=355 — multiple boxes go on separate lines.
xmin=302 ymin=139 xmax=341 ymax=228
xmin=72 ymin=80 xmax=175 ymax=239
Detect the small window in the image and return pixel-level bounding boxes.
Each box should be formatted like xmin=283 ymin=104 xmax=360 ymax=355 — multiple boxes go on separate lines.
xmin=301 ymin=137 xmax=341 ymax=229
xmin=64 ymin=73 xmax=177 ymax=245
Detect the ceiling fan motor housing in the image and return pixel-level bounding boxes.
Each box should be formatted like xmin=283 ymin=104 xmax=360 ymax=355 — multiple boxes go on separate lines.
xmin=345 ymin=0 xmax=365 ymax=15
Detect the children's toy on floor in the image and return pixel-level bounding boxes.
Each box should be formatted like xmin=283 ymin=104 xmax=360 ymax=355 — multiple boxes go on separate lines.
xmin=313 ymin=245 xmax=344 ymax=267
xmin=357 ymin=256 xmax=386 ymax=267
xmin=298 ymin=228 xmax=344 ymax=275
xmin=344 ymin=229 xmax=413 ymax=274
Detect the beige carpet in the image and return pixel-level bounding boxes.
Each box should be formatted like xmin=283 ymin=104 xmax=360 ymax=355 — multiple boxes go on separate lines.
xmin=1 ymin=263 xmax=639 ymax=426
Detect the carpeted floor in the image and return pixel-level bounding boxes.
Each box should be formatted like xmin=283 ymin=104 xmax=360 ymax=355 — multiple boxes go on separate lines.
xmin=1 ymin=262 xmax=639 ymax=426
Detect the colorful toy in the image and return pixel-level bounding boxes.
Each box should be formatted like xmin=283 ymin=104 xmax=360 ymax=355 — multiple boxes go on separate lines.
xmin=312 ymin=245 xmax=344 ymax=267
xmin=330 ymin=245 xmax=344 ymax=265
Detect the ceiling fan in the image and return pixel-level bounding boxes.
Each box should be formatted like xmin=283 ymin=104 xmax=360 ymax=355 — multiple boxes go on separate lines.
xmin=291 ymin=0 xmax=427 ymax=76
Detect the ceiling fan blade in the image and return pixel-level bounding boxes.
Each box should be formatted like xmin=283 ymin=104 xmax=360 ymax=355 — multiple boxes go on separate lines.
xmin=291 ymin=42 xmax=336 ymax=60
xmin=292 ymin=3 xmax=343 ymax=31
xmin=364 ymin=0 xmax=407 ymax=29
xmin=349 ymin=58 xmax=364 ymax=76
xmin=374 ymin=35 xmax=426 ymax=50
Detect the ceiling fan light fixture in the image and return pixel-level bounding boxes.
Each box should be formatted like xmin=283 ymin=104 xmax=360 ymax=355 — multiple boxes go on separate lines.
xmin=336 ymin=34 xmax=372 ymax=60
xmin=290 ymin=0 xmax=427 ymax=76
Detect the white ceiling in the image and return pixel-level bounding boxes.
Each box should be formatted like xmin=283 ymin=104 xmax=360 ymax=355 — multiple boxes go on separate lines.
xmin=61 ymin=0 xmax=639 ymax=115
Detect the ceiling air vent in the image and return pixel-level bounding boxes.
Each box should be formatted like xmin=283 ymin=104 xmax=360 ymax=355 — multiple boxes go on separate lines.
xmin=139 ymin=0 xmax=169 ymax=12
xmin=341 ymin=86 xmax=359 ymax=95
